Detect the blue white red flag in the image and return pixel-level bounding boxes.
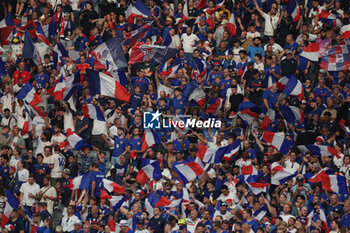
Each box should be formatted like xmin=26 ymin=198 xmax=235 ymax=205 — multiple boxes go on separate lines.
xmin=1 ymin=190 xmax=19 ymax=228
xmin=262 ymin=131 xmax=294 ymax=155
xmin=197 ymin=139 xmax=241 ymax=163
xmin=126 ymin=0 xmax=151 ymax=24
xmin=298 ymin=145 xmax=340 ymax=158
xmin=280 ymin=105 xmax=304 ymax=123
xmin=286 ymin=0 xmax=301 ymax=22
xmin=300 ymin=42 xmax=320 ymax=62
xmin=282 ymin=75 xmax=304 ymax=101
xmin=173 ymin=161 xmax=205 ymax=183
xmin=82 ymin=104 xmax=105 ymax=121
xmin=320 ymin=39 xmax=350 ymax=71
xmin=121 ymin=23 xmax=152 ymax=47
xmin=17 ymin=83 xmax=42 ymax=106
xmin=141 ymin=129 xmax=162 ymax=151
xmin=129 ymin=42 xmax=178 ymax=65
xmin=136 ymin=159 xmax=162 ymax=185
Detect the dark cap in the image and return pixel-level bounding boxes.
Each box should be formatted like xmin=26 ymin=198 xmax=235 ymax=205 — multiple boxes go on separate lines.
xmin=138 ymin=220 xmax=145 ymax=225
xmin=220 ymin=202 xmax=228 ymax=207
xmin=179 ymin=225 xmax=187 ymax=230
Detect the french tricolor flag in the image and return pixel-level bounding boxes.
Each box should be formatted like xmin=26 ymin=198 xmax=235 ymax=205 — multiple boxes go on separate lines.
xmin=145 ymin=192 xmax=172 ymax=217
xmin=193 ymin=57 xmax=207 ymax=79
xmin=298 ymin=145 xmax=340 ymax=159
xmin=309 ymin=169 xmax=347 ymax=194
xmin=238 ymin=108 xmax=260 ymax=126
xmin=318 ymin=9 xmax=337 ymax=20
xmin=160 ymin=64 xmax=180 ymax=77
xmin=260 ymin=108 xmax=276 ymax=130
xmin=282 ymin=75 xmax=304 ymax=101
xmin=189 ymin=87 xmax=206 ymax=108
xmin=175 ymin=12 xmax=186 ymax=24
xmin=0 ymin=13 xmax=15 ymax=28
xmin=174 ymin=161 xmax=205 ymax=183
xmin=253 ymin=205 xmax=268 ymax=221
xmin=280 ymin=105 xmax=304 ymax=124
xmin=110 ymin=195 xmax=127 ymax=210
xmin=86 ymin=69 xmax=131 ymax=103
xmin=262 ymin=131 xmax=294 ymax=155
xmin=206 ymin=97 xmax=223 ymax=115
xmin=227 ymin=13 xmax=236 ymax=36
xmin=68 ymin=172 xmax=91 ymax=190
xmin=203 ymin=0 xmax=224 ymax=15
xmin=300 ymin=42 xmax=320 ymax=62
xmin=61 ymin=128 xmax=91 ymax=150
xmin=1 ymin=190 xmax=19 ymax=228
xmin=21 ymin=105 xmax=32 ymax=136
xmin=271 ymin=164 xmax=297 ymax=184
xmin=102 ymin=178 xmax=125 ymax=194
xmin=125 ymin=0 xmax=151 ymax=24
xmin=307 ymin=207 xmax=329 ymax=233
xmin=277 ymin=76 xmax=289 ymax=91
xmin=197 ymin=140 xmax=240 ymax=163
xmin=248 ymin=182 xmax=269 ymax=196
xmin=82 ymin=104 xmax=105 ymax=121
xmin=141 ymin=129 xmax=161 ymax=151
xmin=136 ymin=159 xmax=162 ymax=186
xmin=53 ymin=75 xmax=66 ymax=101
xmin=286 ymin=0 xmax=301 ymax=22
xmin=17 ymin=83 xmax=42 ymax=106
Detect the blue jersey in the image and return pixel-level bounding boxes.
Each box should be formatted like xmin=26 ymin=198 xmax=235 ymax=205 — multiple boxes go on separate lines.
xmin=112 ymin=136 xmax=128 ymax=157
xmin=172 ymin=96 xmax=186 ymax=114
xmin=34 ymin=73 xmax=49 ymax=88
xmin=131 ymin=77 xmax=150 ymax=93
xmin=91 ymin=170 xmax=105 ymax=196
xmin=128 ymin=137 xmax=142 ymax=151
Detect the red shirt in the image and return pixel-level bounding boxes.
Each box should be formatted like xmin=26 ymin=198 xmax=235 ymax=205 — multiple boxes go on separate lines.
xmin=13 ymin=70 xmax=31 ymax=84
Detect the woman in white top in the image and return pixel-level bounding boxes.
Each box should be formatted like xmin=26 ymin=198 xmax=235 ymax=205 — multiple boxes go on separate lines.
xmin=14 ymin=160 xmax=29 ymax=193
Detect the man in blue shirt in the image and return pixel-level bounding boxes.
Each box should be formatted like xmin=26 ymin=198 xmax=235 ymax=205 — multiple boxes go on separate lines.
xmin=128 ymin=127 xmax=142 ymax=153
xmin=247 ymin=37 xmax=265 ymax=62
xmin=242 ymin=209 xmax=259 ymax=232
xmin=172 ymin=88 xmax=186 ymax=114
xmin=130 ymin=69 xmax=150 ymax=94
xmin=34 ymin=65 xmax=49 ymax=89
xmin=340 ymin=202 xmax=350 ymax=228
xmin=90 ymin=162 xmax=105 ymax=197
xmin=314 ymin=79 xmax=331 ymax=103
xmin=111 ymin=128 xmax=128 ymax=165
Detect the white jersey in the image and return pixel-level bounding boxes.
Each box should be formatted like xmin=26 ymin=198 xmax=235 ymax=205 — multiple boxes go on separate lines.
xmin=50 ymin=153 xmax=66 ymax=178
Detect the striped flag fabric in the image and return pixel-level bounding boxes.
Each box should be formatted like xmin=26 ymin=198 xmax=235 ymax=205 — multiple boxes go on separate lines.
xmin=237 ymin=108 xmax=260 ymax=127
xmin=297 ymin=145 xmax=340 ymax=158
xmin=82 ymin=104 xmax=105 ymax=121
xmin=262 ymin=131 xmax=294 ymax=155
xmin=60 ymin=128 xmax=91 ymax=150
xmin=300 ymin=42 xmax=320 ymax=62
xmin=21 ymin=105 xmax=32 ymax=136
xmin=197 ymin=139 xmax=241 ymax=163
xmin=260 ymin=108 xmax=276 ymax=130
xmin=206 ymin=97 xmax=223 ymax=115
xmin=1 ymin=190 xmax=19 ymax=228
xmin=129 ymin=42 xmax=178 ymax=65
xmin=203 ymin=0 xmax=224 ymax=15
xmin=160 ymin=64 xmax=180 ymax=77
xmin=173 ymin=161 xmax=205 ymax=183
xmin=85 ymin=69 xmax=131 ymax=102
xmin=110 ymin=195 xmax=127 ymax=210
xmin=271 ymin=164 xmax=297 ymax=184
xmin=227 ymin=13 xmax=236 ymax=36
xmin=68 ymin=172 xmax=91 ymax=190
xmin=280 ymin=105 xmax=304 ymax=123
xmin=309 ymin=169 xmax=348 ymax=194
xmin=102 ymin=178 xmax=125 ymax=194
xmin=136 ymin=159 xmax=162 ymax=185
xmin=320 ymin=39 xmax=350 ymax=72
xmin=17 ymin=83 xmax=42 ymax=106
xmin=125 ymin=0 xmax=151 ymax=24
xmin=141 ymin=129 xmax=162 ymax=151
xmin=188 ymin=87 xmax=206 ymax=107
xmin=281 ymin=75 xmax=304 ymax=101
xmin=286 ymin=0 xmax=301 ymax=22
xmin=121 ymin=23 xmax=152 ymax=47
xmin=53 ymin=75 xmax=66 ymax=101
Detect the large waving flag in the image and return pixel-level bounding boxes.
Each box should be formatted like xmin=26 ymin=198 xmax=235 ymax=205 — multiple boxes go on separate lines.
xmin=82 ymin=104 xmax=105 ymax=121
xmin=23 ymin=30 xmax=41 ymax=65
xmin=126 ymin=0 xmax=151 ymax=24
xmin=280 ymin=105 xmax=304 ymax=123
xmin=297 ymin=145 xmax=340 ymax=158
xmin=197 ymin=139 xmax=241 ymax=163
xmin=17 ymin=83 xmax=42 ymax=106
xmin=300 ymin=42 xmax=320 ymax=62
xmin=206 ymin=97 xmax=223 ymax=115
xmin=173 ymin=161 xmax=205 ymax=183
xmin=102 ymin=178 xmax=125 ymax=194
xmin=192 ymin=57 xmax=207 ymax=79
xmin=238 ymin=108 xmax=260 ymax=126
xmin=141 ymin=129 xmax=162 ymax=151
xmin=203 ymin=0 xmax=224 ymax=15
xmin=1 ymin=190 xmax=19 ymax=228
xmin=260 ymin=108 xmax=276 ymax=130
xmin=309 ymin=168 xmax=347 ymax=194
xmin=318 ymin=9 xmax=337 ymax=20
xmin=94 ymin=36 xmax=128 ymax=70
xmin=277 ymin=76 xmax=289 ymax=91
xmin=188 ymin=87 xmax=206 ymax=107
xmin=286 ymin=0 xmax=301 ymax=22
xmin=320 ymin=39 xmax=350 ymax=72
xmin=271 ymin=164 xmax=297 ymax=184
xmin=145 ymin=192 xmax=172 ymax=217
xmin=110 ymin=195 xmax=127 ymax=210
xmin=262 ymin=131 xmax=294 ymax=154
xmin=60 ymin=128 xmax=91 ymax=150
xmin=282 ymin=75 xmax=304 ymax=101
xmin=53 ymin=42 xmax=69 ymax=69
xmin=121 ymin=23 xmax=152 ymax=47
xmin=68 ymin=172 xmax=91 ymax=190
xmin=129 ymin=42 xmax=178 ymax=65
xmin=0 ymin=13 xmax=15 ymax=28
xmin=53 ymin=75 xmax=66 ymax=101
xmin=227 ymin=13 xmax=236 ymax=36
xmin=136 ymin=159 xmax=162 ymax=185
xmin=21 ymin=105 xmax=32 ymax=136
xmin=85 ymin=69 xmax=131 ymax=102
